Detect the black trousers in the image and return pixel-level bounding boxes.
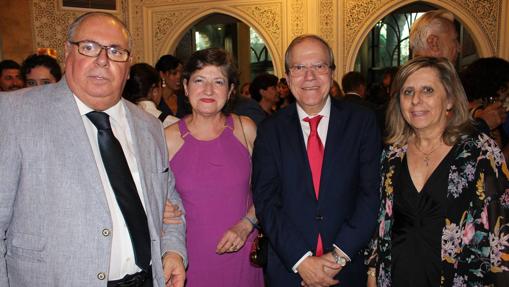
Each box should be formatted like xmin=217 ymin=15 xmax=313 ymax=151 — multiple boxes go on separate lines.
xmin=107 ymin=267 xmax=153 ymax=287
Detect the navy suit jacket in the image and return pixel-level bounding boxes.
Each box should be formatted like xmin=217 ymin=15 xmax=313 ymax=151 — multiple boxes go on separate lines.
xmin=252 ymin=97 xmax=381 ymax=286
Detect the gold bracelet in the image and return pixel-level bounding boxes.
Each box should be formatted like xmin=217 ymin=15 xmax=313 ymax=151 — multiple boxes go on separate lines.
xmin=367 ymin=269 xmax=376 ymax=277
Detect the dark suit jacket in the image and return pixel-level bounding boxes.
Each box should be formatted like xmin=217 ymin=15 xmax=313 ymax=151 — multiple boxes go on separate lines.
xmin=342 ymin=93 xmax=375 ymax=109
xmin=252 ymin=97 xmax=381 ymax=286
xmin=343 ymin=93 xmax=385 ymax=136
xmin=233 ymin=96 xmax=266 ymax=126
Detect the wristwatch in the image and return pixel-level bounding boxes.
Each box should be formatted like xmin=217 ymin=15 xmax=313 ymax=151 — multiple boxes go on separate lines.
xmin=331 ymin=249 xmax=347 ymax=267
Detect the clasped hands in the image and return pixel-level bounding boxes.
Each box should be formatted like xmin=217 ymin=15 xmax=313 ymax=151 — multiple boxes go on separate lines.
xmin=298 ymin=252 xmax=342 ymax=287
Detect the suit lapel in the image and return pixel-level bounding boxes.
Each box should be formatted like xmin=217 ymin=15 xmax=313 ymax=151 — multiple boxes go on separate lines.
xmin=123 ymin=102 xmax=159 ymax=237
xmin=52 ymin=78 xmax=110 ymax=211
xmin=124 ymin=102 xmax=151 ymax=200
xmin=319 ymin=99 xmax=346 ymax=198
xmin=282 ymin=104 xmax=319 ymax=200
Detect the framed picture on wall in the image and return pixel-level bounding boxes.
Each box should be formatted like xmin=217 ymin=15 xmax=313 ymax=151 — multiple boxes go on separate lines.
xmin=60 ymin=0 xmax=119 ymax=12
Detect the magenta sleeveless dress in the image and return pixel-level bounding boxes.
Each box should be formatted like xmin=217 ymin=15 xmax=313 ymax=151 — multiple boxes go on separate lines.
xmin=170 ymin=115 xmax=264 ymax=287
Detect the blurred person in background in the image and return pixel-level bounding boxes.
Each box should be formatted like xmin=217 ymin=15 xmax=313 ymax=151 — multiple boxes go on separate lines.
xmin=0 ymin=59 xmax=23 ymax=91
xmin=21 ymin=54 xmax=62 ymax=87
xmin=250 ymin=73 xmax=279 ymax=116
xmin=240 ymin=82 xmax=251 ymax=98
xmin=276 ymin=77 xmax=295 ymax=110
xmin=330 ymin=79 xmax=343 ymax=98
xmin=409 ymin=10 xmax=460 ymax=63
xmin=123 ymin=63 xmax=178 ymax=128
xmin=155 ymin=54 xmax=189 ymax=118
xmin=460 ymin=57 xmax=509 ymax=161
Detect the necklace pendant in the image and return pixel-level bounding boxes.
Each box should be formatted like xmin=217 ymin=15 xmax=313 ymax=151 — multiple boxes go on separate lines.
xmin=424 ymin=155 xmax=430 ymax=166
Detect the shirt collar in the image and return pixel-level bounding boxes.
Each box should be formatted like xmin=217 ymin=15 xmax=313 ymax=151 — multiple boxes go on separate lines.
xmin=296 ymin=96 xmax=331 ymax=121
xmin=73 ymin=95 xmax=126 ymax=126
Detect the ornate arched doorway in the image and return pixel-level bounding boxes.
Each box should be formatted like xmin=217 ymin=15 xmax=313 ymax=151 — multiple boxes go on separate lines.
xmin=127 ymin=2 xmax=284 ymax=79
xmin=171 ymin=13 xmax=275 ymax=86
xmin=353 ymin=2 xmax=480 ymax=85
xmin=344 ymin=0 xmax=497 ymax=73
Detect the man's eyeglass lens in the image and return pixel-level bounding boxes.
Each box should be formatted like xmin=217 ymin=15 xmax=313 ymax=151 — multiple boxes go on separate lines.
xmin=70 ymin=41 xmax=130 ymax=62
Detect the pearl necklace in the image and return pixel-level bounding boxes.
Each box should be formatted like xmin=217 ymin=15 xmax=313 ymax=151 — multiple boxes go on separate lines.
xmin=414 ymin=141 xmax=442 ymax=167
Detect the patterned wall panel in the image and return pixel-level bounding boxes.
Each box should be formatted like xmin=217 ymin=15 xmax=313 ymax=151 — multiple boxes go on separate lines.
xmin=319 ymin=0 xmax=335 ymax=45
xmin=242 ymin=4 xmax=282 ymax=44
xmin=461 ymin=0 xmax=499 ymax=48
xmin=151 ymin=8 xmax=196 ymax=60
xmin=290 ymin=0 xmax=305 ymax=39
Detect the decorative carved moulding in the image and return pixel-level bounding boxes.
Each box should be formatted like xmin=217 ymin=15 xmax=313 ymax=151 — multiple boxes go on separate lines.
xmin=128 ymin=0 xmax=284 ymax=70
xmin=29 ymin=0 xmax=503 ymax=74
xmin=459 ymin=0 xmax=499 ymax=50
xmin=290 ymin=0 xmax=305 ymax=38
xmin=319 ymin=0 xmax=335 ymax=47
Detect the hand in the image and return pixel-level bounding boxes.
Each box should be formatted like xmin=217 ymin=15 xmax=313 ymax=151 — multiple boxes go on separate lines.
xmin=367 ymin=268 xmax=377 ymax=287
xmin=163 ymin=200 xmax=183 ymax=224
xmin=297 ymin=256 xmax=340 ymax=287
xmin=475 ymin=102 xmax=507 ymax=130
xmin=216 ymin=218 xmax=253 ymax=254
xmin=322 ymin=252 xmax=342 ymax=278
xmin=162 ymin=251 xmax=186 ymax=287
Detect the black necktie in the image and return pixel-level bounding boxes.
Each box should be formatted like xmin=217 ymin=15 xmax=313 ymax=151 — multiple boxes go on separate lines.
xmin=86 ymin=111 xmax=151 ymax=271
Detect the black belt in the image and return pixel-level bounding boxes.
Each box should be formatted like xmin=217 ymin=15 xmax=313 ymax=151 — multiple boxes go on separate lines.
xmin=107 ymin=267 xmax=152 ymax=287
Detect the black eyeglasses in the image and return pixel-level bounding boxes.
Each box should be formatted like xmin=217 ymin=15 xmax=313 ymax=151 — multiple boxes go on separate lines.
xmin=69 ymin=40 xmax=130 ymax=62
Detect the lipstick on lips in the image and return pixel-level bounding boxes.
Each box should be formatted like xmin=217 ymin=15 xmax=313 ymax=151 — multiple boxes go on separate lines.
xmin=200 ymin=98 xmax=216 ymax=103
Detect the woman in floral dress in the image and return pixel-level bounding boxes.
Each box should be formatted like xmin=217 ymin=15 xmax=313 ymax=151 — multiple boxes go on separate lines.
xmin=367 ymin=57 xmax=509 ymax=287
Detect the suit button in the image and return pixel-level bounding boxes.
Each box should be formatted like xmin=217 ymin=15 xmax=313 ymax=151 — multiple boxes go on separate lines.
xmin=97 ymin=272 xmax=106 ymax=280
xmin=102 ymin=229 xmax=111 ymax=237
xmin=315 ymin=215 xmax=324 ymax=220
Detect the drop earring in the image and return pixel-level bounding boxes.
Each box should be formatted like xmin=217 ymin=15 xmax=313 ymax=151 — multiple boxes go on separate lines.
xmin=161 ymin=78 xmax=167 ymax=88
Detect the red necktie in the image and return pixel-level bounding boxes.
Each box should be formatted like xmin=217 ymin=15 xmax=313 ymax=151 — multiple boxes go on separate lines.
xmin=304 ymin=115 xmax=324 ymax=256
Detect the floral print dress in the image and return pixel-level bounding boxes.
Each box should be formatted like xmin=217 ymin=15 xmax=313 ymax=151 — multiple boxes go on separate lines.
xmin=368 ymin=133 xmax=509 ymax=286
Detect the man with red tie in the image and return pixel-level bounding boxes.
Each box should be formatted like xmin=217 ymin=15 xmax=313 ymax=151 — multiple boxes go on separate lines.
xmin=252 ymin=34 xmax=381 ymax=286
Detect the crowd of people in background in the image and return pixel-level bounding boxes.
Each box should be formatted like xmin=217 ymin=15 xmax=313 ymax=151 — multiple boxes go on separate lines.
xmin=1 ymin=8 xmax=509 ymax=287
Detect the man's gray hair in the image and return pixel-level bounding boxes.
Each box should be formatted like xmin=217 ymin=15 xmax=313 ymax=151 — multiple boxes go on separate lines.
xmin=66 ymin=12 xmax=132 ymax=50
xmin=409 ymin=10 xmax=455 ymax=56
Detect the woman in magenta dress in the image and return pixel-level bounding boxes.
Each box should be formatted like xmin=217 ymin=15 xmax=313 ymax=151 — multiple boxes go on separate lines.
xmin=163 ymin=48 xmax=263 ymax=287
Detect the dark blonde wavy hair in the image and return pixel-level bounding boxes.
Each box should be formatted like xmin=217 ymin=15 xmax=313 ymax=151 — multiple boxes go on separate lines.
xmin=385 ymin=57 xmax=473 ymax=146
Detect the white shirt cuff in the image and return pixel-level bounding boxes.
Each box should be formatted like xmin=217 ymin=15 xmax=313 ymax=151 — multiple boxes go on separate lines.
xmin=292 ymin=251 xmax=313 ymax=273
xmin=332 ymin=244 xmax=351 ymax=261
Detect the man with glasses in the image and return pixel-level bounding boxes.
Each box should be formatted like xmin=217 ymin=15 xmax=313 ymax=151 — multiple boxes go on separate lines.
xmin=252 ymin=34 xmax=381 ymax=286
xmin=0 ymin=12 xmax=186 ymax=287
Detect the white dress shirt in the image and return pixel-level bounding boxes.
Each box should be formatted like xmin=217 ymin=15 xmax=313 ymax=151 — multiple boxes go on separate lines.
xmin=75 ymin=96 xmax=147 ymax=280
xmin=296 ymin=96 xmax=331 ymax=148
xmin=137 ymin=100 xmax=179 ymax=128
xmin=292 ymin=96 xmax=350 ymax=272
